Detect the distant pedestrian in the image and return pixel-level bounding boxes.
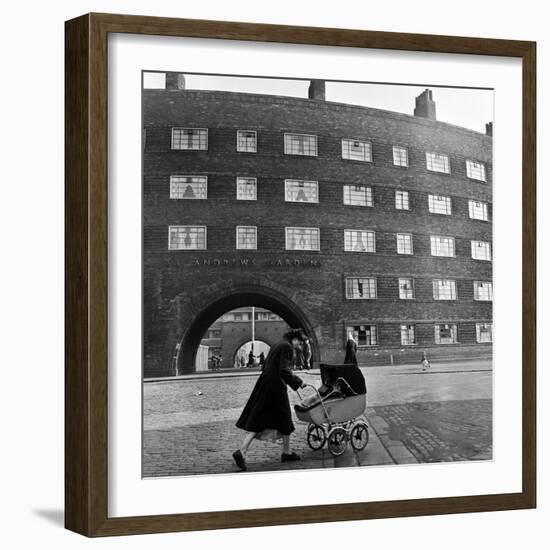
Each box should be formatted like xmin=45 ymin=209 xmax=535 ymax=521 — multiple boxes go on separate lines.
xmin=344 ymin=332 xmax=358 ymax=366
xmin=303 ymin=338 xmax=312 ymax=369
xmin=232 ymin=329 xmax=307 ymax=471
xmin=240 ymin=354 xmax=246 ymax=368
xmin=258 ymin=351 xmax=266 ymax=369
xmin=247 ymin=350 xmax=255 ymax=368
xmin=293 ymin=345 xmax=304 ymax=370
xmin=421 ymin=351 xmax=431 ymax=371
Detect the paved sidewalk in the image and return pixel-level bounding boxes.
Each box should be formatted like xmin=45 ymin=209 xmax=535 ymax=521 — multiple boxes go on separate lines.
xmin=144 ymin=358 xmax=493 ymax=383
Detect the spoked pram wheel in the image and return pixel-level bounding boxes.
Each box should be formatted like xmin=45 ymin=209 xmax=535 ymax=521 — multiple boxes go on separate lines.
xmin=350 ymin=421 xmax=369 ymax=451
xmin=327 ymin=427 xmax=347 ymax=456
xmin=307 ymin=424 xmax=326 ymax=450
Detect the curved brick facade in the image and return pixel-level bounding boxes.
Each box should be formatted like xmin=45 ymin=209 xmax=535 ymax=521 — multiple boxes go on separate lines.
xmin=143 ymin=80 xmax=492 ymax=377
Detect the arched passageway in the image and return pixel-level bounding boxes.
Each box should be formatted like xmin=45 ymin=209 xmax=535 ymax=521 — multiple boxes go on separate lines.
xmin=176 ymin=287 xmax=319 ymax=374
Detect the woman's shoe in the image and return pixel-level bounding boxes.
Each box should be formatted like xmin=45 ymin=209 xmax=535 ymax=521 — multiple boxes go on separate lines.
xmin=232 ymin=449 xmax=247 ymax=471
xmin=281 ymin=452 xmax=301 ymax=463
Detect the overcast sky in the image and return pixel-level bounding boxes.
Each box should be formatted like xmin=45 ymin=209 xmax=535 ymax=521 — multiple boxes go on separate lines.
xmin=143 ymin=72 xmax=493 ymax=134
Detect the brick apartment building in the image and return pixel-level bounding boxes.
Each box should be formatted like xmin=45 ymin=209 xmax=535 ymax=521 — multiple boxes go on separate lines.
xmin=143 ymin=74 xmax=493 ymax=377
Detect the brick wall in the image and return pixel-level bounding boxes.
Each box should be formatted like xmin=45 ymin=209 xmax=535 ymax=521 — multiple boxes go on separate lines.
xmin=142 ymin=88 xmax=492 ymax=377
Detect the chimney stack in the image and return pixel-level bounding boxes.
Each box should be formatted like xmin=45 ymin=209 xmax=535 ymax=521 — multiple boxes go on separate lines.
xmin=414 ymin=89 xmax=436 ymax=120
xmin=485 ymin=122 xmax=493 ymax=136
xmin=165 ymin=72 xmax=186 ymax=90
xmin=308 ymin=79 xmax=326 ymax=100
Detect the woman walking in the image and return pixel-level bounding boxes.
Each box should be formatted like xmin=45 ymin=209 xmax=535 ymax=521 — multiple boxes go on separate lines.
xmin=232 ymin=329 xmax=307 ymax=471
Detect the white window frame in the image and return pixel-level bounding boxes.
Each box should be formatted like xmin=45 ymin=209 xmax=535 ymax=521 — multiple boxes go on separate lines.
xmin=476 ymin=322 xmax=493 ymax=343
xmin=395 ymin=190 xmax=410 ymax=210
xmin=343 ymin=184 xmax=373 ymax=207
xmin=236 ymin=130 xmax=257 ymax=153
xmin=398 ymin=277 xmax=415 ymax=299
xmin=345 ymin=277 xmax=377 ymax=300
xmin=168 ymin=225 xmax=207 ymax=250
xmin=284 ymin=133 xmax=318 ymax=156
xmin=344 ymin=229 xmax=376 ymax=253
xmin=396 ymin=233 xmax=413 ymax=255
xmin=341 ymin=138 xmax=372 ymax=162
xmin=469 ymin=200 xmax=489 ymax=221
xmin=284 ymin=179 xmax=319 ymax=203
xmin=347 ymin=325 xmax=378 ymax=347
xmin=471 ymin=240 xmax=492 ymax=261
xmin=169 ymin=175 xmax=208 ymax=200
xmin=171 ymin=127 xmax=208 ymax=150
xmin=400 ymin=324 xmax=416 ymax=345
xmin=426 ymin=152 xmax=450 ymax=173
xmin=236 ymin=226 xmax=257 ymax=250
xmin=285 ymin=227 xmax=320 ymax=251
xmin=430 ymin=235 xmax=456 ymax=257
xmin=433 ymin=279 xmax=457 ymax=300
xmin=434 ymin=324 xmax=459 ymax=344
xmin=393 ymin=145 xmax=409 ymax=167
xmin=236 ymin=177 xmax=257 ymax=201
xmin=428 ymin=194 xmax=452 ymax=215
xmin=473 ymin=281 xmax=493 ymax=301
xmin=466 ymin=159 xmax=487 ymax=182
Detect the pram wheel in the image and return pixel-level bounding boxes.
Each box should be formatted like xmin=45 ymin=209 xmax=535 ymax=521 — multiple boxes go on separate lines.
xmin=327 ymin=427 xmax=347 ymax=456
xmin=350 ymin=421 xmax=369 ymax=451
xmin=307 ymin=424 xmax=326 ymax=450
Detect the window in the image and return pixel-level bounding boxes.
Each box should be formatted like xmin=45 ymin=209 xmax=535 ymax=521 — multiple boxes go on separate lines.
xmin=169 ymin=175 xmax=207 ymax=199
xmin=284 ymin=133 xmax=317 ymax=156
xmin=168 ymin=226 xmax=206 ymax=250
xmin=430 ymin=236 xmax=455 ymax=257
xmin=232 ymin=312 xmax=251 ymax=322
xmin=395 ymin=190 xmax=409 ymax=210
xmin=343 ymin=185 xmax=373 ymax=207
xmin=466 ymin=160 xmax=487 ymax=181
xmin=469 ymin=200 xmax=489 ymax=221
xmin=208 ymin=329 xmax=221 ymax=339
xmin=236 ymin=226 xmax=257 ymax=250
xmin=398 ymin=278 xmax=414 ymax=299
xmin=285 ymin=227 xmax=320 ymax=251
xmin=236 ymin=177 xmax=257 ymax=200
xmin=236 ymin=130 xmax=257 ymax=152
xmin=435 ymin=324 xmax=458 ymax=344
xmin=347 ymin=325 xmax=377 ymax=346
xmin=345 ymin=277 xmax=377 ymax=299
xmin=171 ymin=128 xmax=208 ymax=150
xmin=426 ymin=152 xmax=450 ymax=173
xmin=428 ymin=194 xmax=452 ymax=215
xmin=396 ymin=233 xmax=413 ymax=255
xmin=471 ymin=240 xmax=492 ymax=261
xmin=433 ymin=279 xmax=457 ymax=300
xmin=393 ymin=146 xmax=409 ymax=167
xmin=474 ymin=281 xmax=493 ymax=301
xmin=476 ymin=323 xmax=493 ymax=343
xmin=285 ymin=180 xmax=319 ymax=203
xmin=344 ymin=230 xmax=375 ymax=253
xmin=400 ymin=324 xmax=416 ymax=345
xmin=341 ymin=139 xmax=372 ymax=162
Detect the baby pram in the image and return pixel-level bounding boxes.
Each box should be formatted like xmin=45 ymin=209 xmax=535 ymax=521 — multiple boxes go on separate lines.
xmin=294 ymin=363 xmax=369 ymax=456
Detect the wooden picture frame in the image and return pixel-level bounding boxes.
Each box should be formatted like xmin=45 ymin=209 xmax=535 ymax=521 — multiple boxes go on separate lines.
xmin=65 ymin=12 xmax=536 ymax=537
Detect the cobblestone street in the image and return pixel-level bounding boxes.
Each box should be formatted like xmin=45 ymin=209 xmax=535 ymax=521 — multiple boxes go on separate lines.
xmin=143 ymin=360 xmax=492 ymax=477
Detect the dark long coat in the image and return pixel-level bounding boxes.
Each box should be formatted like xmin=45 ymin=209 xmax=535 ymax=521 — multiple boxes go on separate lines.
xmin=344 ymin=338 xmax=358 ymax=366
xmin=236 ymin=341 xmax=303 ymax=435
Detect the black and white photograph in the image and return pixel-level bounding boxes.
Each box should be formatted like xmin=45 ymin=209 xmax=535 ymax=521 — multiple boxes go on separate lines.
xmin=141 ymin=71 xmax=493 ymax=477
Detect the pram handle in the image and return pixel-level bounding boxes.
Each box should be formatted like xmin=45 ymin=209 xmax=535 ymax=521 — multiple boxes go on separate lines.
xmin=334 ymin=377 xmax=358 ymax=396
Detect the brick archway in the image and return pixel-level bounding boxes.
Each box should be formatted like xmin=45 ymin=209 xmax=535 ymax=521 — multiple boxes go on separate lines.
xmin=175 ymin=284 xmax=320 ymax=374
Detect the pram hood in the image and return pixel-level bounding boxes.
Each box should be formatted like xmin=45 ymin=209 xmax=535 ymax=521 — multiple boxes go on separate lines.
xmin=320 ymin=363 xmax=367 ymax=396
